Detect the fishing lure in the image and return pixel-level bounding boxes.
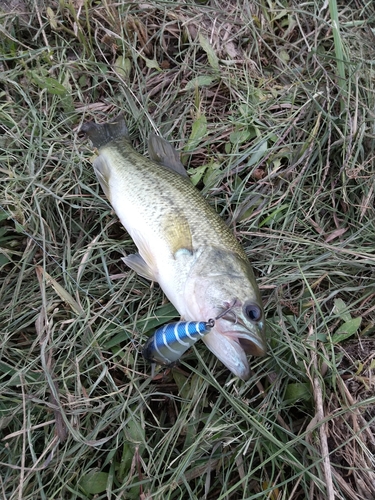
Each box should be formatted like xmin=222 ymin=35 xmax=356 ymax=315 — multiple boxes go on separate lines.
xmin=142 ymin=319 xmax=215 ymax=365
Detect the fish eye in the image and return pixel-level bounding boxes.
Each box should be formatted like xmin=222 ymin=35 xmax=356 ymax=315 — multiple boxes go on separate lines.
xmin=243 ymin=302 xmax=262 ymax=322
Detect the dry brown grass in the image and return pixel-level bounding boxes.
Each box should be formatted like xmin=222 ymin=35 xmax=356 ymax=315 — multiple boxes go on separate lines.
xmin=0 ymin=0 xmax=374 ymax=498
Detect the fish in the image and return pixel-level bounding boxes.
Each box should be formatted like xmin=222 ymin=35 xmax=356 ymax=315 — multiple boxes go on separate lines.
xmin=142 ymin=319 xmax=215 ymax=365
xmin=81 ymin=115 xmax=266 ymax=380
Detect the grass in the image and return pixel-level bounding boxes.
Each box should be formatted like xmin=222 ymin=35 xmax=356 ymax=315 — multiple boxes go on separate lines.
xmin=0 ymin=0 xmax=374 ymax=499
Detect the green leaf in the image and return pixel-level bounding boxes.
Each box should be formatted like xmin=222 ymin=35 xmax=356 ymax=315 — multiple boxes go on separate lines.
xmin=79 ymin=471 xmax=108 ymax=495
xmin=30 ymin=72 xmax=68 ymax=96
xmin=0 ymin=360 xmax=40 ymax=385
xmin=188 ymin=160 xmax=220 ymax=187
xmin=229 ymin=129 xmax=252 ymax=145
xmin=279 ymin=49 xmax=290 ymax=63
xmin=284 ymin=383 xmax=312 ymax=404
xmin=332 ymin=316 xmax=362 ymax=343
xmin=144 ymin=58 xmax=161 ymax=71
xmin=104 ymin=328 xmax=132 ymax=348
xmin=0 ymin=254 xmax=10 ymax=267
xmin=136 ymin=302 xmax=179 ymax=333
xmin=199 ymin=34 xmax=219 ymax=70
xmin=46 ymin=7 xmax=58 ymax=29
xmin=173 ymin=371 xmax=190 ymax=398
xmin=96 ymin=62 xmax=109 ymax=74
xmin=187 ymin=164 xmax=208 ymax=186
xmin=333 ymin=298 xmax=352 ymax=322
xmin=203 ymin=161 xmax=220 ymax=186
xmin=184 ymin=114 xmax=207 ymax=152
xmin=114 ymin=55 xmax=132 ymax=78
xmin=185 ymin=75 xmax=217 ymax=90
xmin=247 ymin=139 xmax=268 ymax=167
xmin=61 ymin=94 xmax=74 ymax=114
xmin=118 ymin=442 xmax=135 ymax=478
xmin=259 ymin=204 xmax=289 ymax=227
xmin=125 ymin=418 xmax=145 ymax=446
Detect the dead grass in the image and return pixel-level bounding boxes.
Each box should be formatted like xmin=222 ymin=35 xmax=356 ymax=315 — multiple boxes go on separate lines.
xmin=0 ymin=0 xmax=374 ymax=499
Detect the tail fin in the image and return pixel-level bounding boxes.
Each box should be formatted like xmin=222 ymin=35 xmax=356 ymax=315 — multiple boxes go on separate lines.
xmin=81 ymin=115 xmax=129 ymax=149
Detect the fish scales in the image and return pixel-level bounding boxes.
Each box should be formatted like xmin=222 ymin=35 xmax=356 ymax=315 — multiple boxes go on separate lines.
xmin=105 ymin=140 xmax=246 ymax=256
xmin=82 ymin=116 xmax=266 ymax=380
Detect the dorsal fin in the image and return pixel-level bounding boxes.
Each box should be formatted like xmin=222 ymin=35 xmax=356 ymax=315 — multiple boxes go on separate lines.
xmin=81 ymin=115 xmax=129 ymax=149
xmin=148 ymin=133 xmax=188 ymax=177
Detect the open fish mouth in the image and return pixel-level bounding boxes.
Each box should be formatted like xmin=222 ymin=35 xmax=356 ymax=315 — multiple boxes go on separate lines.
xmin=214 ymin=301 xmax=266 ymax=357
xmin=201 ymin=328 xmax=254 ymax=380
xmin=218 ymin=323 xmax=267 ymax=357
xmin=238 ymin=336 xmax=266 ymax=356
xmin=200 ymin=303 xmax=266 ymax=380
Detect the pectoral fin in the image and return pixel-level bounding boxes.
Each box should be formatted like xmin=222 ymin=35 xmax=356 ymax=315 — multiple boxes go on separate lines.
xmin=148 ymin=134 xmax=188 ymax=178
xmin=122 ymin=253 xmax=156 ymax=281
xmin=126 ymin=229 xmax=159 ymax=282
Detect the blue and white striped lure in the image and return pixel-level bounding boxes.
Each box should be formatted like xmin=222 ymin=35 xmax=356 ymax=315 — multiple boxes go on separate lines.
xmin=142 ymin=319 xmax=215 ymax=365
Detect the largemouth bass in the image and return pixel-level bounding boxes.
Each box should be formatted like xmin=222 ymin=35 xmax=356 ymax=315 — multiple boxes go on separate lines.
xmin=81 ymin=115 xmax=266 ymax=380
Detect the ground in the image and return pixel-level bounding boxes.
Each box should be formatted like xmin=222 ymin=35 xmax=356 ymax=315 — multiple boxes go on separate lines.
xmin=0 ymin=1 xmax=374 ymax=499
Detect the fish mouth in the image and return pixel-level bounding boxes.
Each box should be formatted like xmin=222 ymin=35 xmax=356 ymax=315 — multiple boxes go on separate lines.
xmin=202 ymin=329 xmax=251 ymax=380
xmin=237 ymin=334 xmax=266 ymax=356
xmin=223 ymin=325 xmax=267 ymax=357
xmin=202 ymin=319 xmax=267 ymax=380
xmin=217 ymin=312 xmax=267 ymax=357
